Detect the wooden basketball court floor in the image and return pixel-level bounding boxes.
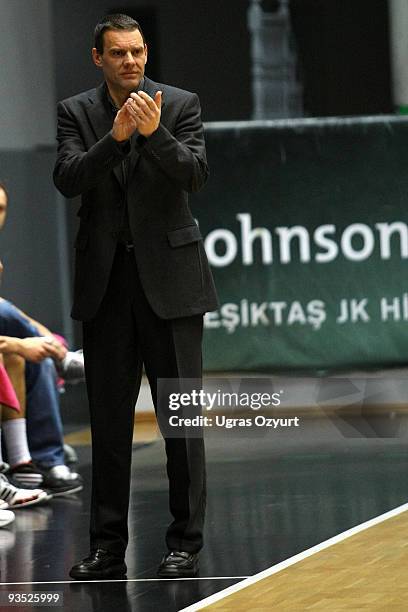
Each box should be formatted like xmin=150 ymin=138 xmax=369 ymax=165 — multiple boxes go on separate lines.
xmin=182 ymin=501 xmax=408 ymax=611
xmin=1 ymin=403 xmax=408 ymax=611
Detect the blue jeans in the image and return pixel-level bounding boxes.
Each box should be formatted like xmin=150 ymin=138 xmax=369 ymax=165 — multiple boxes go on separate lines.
xmin=0 ymin=300 xmax=65 ymax=467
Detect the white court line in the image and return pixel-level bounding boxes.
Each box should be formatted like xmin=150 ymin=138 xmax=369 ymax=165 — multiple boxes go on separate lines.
xmin=179 ymin=501 xmax=408 ymax=612
xmin=0 ymin=577 xmax=248 ymax=586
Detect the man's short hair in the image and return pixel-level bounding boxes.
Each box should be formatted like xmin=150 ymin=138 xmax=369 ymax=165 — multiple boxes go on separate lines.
xmin=0 ymin=181 xmax=8 ymax=201
xmin=94 ymin=14 xmax=146 ymax=54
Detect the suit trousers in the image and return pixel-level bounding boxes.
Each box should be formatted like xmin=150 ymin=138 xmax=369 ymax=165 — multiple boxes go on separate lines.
xmin=82 ymin=244 xmax=206 ymax=557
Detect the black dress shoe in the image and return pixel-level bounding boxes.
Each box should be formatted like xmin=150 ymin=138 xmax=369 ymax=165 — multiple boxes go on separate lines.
xmin=69 ymin=549 xmax=127 ymax=580
xmin=157 ymin=550 xmax=199 ymax=578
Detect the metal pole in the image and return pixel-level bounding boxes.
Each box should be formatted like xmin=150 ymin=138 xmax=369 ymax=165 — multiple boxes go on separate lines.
xmin=389 ymin=0 xmax=408 ymax=113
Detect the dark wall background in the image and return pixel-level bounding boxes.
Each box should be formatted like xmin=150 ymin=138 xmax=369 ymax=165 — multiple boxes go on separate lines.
xmin=0 ymin=149 xmax=69 ymax=335
xmin=290 ymin=0 xmax=393 ymax=116
xmin=53 ymin=0 xmax=392 ymax=121
xmin=52 ymin=0 xmax=252 ymax=122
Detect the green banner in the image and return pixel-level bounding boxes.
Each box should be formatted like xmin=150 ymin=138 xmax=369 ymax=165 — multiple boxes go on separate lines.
xmin=190 ymin=117 xmax=408 ymax=371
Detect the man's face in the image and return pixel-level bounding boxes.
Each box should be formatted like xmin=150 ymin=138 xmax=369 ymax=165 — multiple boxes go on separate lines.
xmin=0 ymin=188 xmax=8 ymax=230
xmin=92 ymin=29 xmax=147 ymax=96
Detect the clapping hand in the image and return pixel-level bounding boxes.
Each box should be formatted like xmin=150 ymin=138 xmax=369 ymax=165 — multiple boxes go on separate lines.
xmin=111 ymin=90 xmax=162 ymax=143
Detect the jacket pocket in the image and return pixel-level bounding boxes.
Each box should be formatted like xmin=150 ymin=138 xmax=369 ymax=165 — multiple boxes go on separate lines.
xmin=167 ymin=224 xmax=202 ymax=248
xmin=74 ymin=232 xmax=89 ymax=251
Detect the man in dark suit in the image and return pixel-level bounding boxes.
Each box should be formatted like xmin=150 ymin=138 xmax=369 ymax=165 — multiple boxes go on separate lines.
xmin=53 ymin=13 xmax=218 ymax=580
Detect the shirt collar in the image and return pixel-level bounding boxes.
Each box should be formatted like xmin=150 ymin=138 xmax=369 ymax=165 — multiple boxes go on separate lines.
xmin=104 ymin=78 xmax=146 ymax=114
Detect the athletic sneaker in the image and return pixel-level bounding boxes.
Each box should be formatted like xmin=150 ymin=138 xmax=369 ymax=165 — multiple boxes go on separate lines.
xmin=56 ymin=349 xmax=84 ymax=384
xmin=0 ymin=473 xmax=50 ymax=508
xmin=41 ymin=465 xmax=83 ymax=497
xmin=0 ymin=464 xmax=12 ymax=508
xmin=8 ymin=462 xmax=83 ymax=498
xmin=0 ymin=509 xmax=15 ymax=528
xmin=7 ymin=461 xmax=44 ymax=489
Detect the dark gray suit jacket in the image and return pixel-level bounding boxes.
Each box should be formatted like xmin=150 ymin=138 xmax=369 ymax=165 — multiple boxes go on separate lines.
xmin=53 ymin=76 xmax=219 ymax=321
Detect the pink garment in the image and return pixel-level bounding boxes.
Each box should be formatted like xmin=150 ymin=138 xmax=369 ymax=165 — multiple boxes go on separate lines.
xmin=53 ymin=333 xmax=68 ymax=348
xmin=0 ymin=363 xmax=20 ymax=412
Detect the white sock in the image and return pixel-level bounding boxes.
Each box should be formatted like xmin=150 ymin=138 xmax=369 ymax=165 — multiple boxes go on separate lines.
xmin=2 ymin=419 xmax=31 ymax=467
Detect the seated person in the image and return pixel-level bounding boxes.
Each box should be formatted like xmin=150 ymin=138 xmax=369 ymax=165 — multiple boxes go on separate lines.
xmin=0 ymin=181 xmax=83 ymax=496
xmin=0 ymin=357 xmax=50 ymax=511
xmin=0 ymin=327 xmax=83 ymax=496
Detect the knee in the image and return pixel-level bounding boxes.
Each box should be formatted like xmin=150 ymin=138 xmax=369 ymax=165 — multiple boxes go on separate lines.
xmin=37 ymin=357 xmax=58 ymax=385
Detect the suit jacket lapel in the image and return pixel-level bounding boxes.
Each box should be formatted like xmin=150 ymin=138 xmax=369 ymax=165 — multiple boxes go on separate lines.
xmin=128 ymin=132 xmax=141 ymax=179
xmin=85 ymin=78 xmax=166 ymax=187
xmin=142 ymin=76 xmax=165 ymax=104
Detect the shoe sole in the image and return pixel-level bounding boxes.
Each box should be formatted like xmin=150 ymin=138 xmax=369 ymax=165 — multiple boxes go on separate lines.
xmin=9 ymin=492 xmax=51 ymax=509
xmin=47 ymin=485 xmax=84 ymax=498
xmin=47 ymin=485 xmax=83 ymax=498
xmin=157 ymin=565 xmax=199 ymax=578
